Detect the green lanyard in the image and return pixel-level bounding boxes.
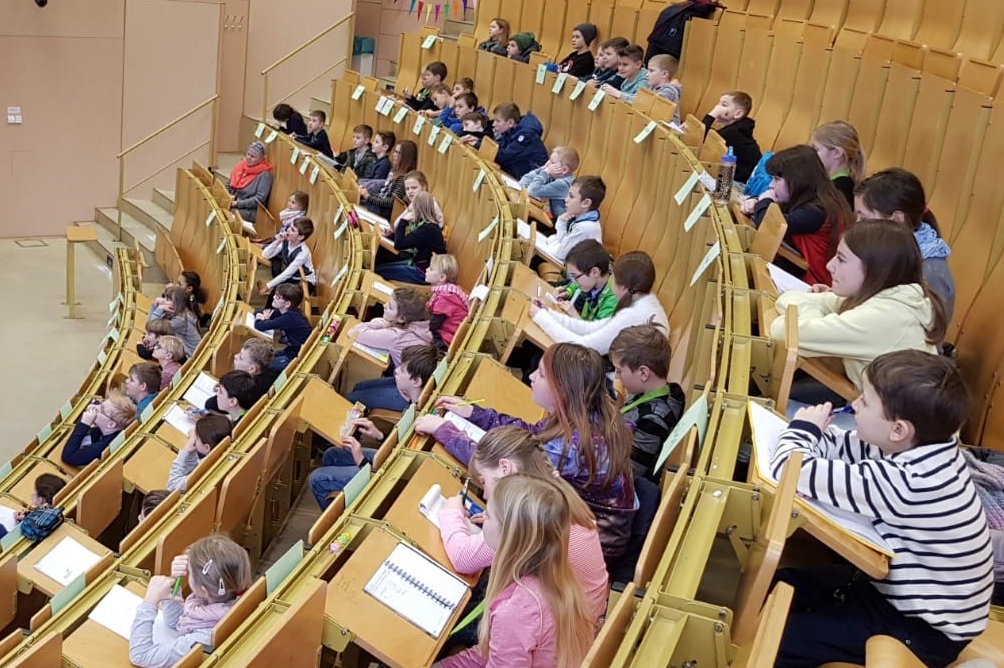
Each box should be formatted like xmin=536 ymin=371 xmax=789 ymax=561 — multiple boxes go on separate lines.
xmin=450 ymin=600 xmax=485 ymax=636
xmin=620 ymin=386 xmax=671 ymax=414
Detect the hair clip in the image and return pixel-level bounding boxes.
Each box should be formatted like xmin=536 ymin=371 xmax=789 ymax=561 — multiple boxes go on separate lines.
xmin=202 ymin=558 xmax=213 ymax=575
xmin=218 ymin=578 xmax=226 ymax=596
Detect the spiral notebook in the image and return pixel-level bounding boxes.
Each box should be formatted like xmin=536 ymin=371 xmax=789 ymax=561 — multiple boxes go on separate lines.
xmin=364 ymin=542 xmax=467 ymax=638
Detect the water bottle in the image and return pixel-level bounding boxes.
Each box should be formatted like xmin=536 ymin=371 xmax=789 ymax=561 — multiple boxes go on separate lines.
xmin=713 ymin=147 xmax=737 ymax=204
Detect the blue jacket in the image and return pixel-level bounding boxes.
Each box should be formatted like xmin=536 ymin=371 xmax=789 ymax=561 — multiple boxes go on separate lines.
xmin=494 ymin=112 xmax=549 ymax=179
xmin=444 ymin=106 xmax=487 ymax=134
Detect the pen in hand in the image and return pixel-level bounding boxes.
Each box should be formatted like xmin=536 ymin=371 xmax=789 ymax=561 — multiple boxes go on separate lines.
xmin=460 ymin=477 xmax=470 ymax=510
xmin=172 ymin=576 xmax=183 ymax=598
xmin=830 ymin=405 xmax=855 ymax=416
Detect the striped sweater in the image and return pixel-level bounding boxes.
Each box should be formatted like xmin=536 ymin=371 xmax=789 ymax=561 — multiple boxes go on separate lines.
xmin=771 ymin=420 xmax=994 ymax=641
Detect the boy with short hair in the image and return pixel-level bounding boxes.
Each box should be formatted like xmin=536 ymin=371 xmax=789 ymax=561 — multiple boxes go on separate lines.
xmin=202 ymin=339 xmax=276 ymax=414
xmin=610 ymin=325 xmax=685 ymax=481
xmin=254 ymin=283 xmax=311 ymax=371
xmin=622 ymin=54 xmax=682 ymax=123
xmin=152 ymin=335 xmax=185 ymax=390
xmin=308 ymin=343 xmax=441 ymax=509
xmin=702 ymin=90 xmax=762 ymax=183
xmin=422 ymin=83 xmax=454 ymax=120
xmin=601 ymin=45 xmax=647 ymax=100
xmin=770 ymin=349 xmax=993 ymax=667
xmin=293 ymin=110 xmax=333 ymax=159
xmin=453 ymin=77 xmax=474 ymax=97
xmin=137 ymin=318 xmax=174 ymax=360
xmin=405 ymin=61 xmax=448 ymax=112
xmin=260 ymin=217 xmax=316 ymax=293
xmin=125 ymin=362 xmax=161 ymax=414
xmin=213 ymin=370 xmax=258 ymax=423
xmin=519 ymin=146 xmax=580 ymax=217
xmin=491 ymin=102 xmax=549 ymax=179
xmin=457 ymin=112 xmax=488 ymax=149
xmin=334 ymin=124 xmax=375 ymax=175
xmin=588 ymin=37 xmax=629 ymax=89
xmin=361 ymin=130 xmax=394 ymax=181
xmin=538 ymin=175 xmax=606 ymax=264
xmin=425 ymin=253 xmax=470 ymax=351
xmin=558 ymin=239 xmax=617 ymax=321
xmin=447 ymin=92 xmax=481 ymax=133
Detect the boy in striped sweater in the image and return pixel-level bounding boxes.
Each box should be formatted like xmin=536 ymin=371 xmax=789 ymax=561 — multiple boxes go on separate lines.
xmin=770 ymin=349 xmax=993 ymax=667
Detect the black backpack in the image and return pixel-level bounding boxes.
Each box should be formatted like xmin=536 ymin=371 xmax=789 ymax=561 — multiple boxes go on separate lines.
xmin=646 ymin=0 xmax=724 ymax=60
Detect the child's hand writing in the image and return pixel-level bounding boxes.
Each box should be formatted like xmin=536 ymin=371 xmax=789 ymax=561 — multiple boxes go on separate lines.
xmin=414 ymin=414 xmax=447 ymax=435
xmin=144 ymin=575 xmax=181 ymax=604
xmin=529 ymin=299 xmax=545 ymax=317
xmin=433 ymin=396 xmax=474 ymax=418
xmin=443 ymin=495 xmax=465 ymax=513
xmin=792 ymin=403 xmax=834 ymax=432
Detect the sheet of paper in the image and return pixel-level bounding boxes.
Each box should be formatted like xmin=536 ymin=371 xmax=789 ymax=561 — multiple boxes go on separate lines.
xmin=354 ymin=206 xmax=392 ymax=232
xmin=371 ymin=280 xmax=394 ymax=296
xmin=88 ymin=584 xmax=143 ymax=640
xmin=569 ymin=79 xmax=587 ymax=100
xmin=418 ymin=484 xmax=481 ymax=532
xmin=34 ymin=536 xmax=103 ymax=586
xmin=500 ymin=174 xmax=523 ymax=191
xmin=516 ymin=219 xmax=531 ymax=240
xmin=469 ymin=284 xmax=490 ymax=302
xmin=353 ymin=342 xmax=390 ymax=363
xmin=183 ymin=372 xmax=216 ymax=409
xmin=684 ymin=193 xmax=713 ymax=232
xmin=674 ymin=171 xmax=701 ymax=205
xmin=689 ymin=241 xmax=721 ymax=287
xmin=245 ymin=313 xmax=274 ymax=338
xmin=767 ymin=263 xmax=811 ymax=293
xmin=443 ymin=412 xmax=486 ymax=443
xmin=163 ymin=404 xmax=197 ymax=437
xmin=0 ymin=506 xmax=18 ymax=532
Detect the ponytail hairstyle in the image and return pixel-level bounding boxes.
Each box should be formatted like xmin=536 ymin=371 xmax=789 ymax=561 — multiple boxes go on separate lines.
xmin=479 ymin=475 xmax=594 ymax=668
xmin=612 ymin=251 xmax=657 ymax=313
xmin=765 ymin=145 xmax=852 ymax=262
xmin=811 ymin=120 xmax=867 ymax=182
xmin=839 ymin=219 xmax=946 ymax=344
xmin=853 ymin=167 xmax=941 ymax=236
xmin=470 ymin=427 xmax=597 ymax=529
xmin=535 ymin=343 xmax=633 ymax=489
xmin=178 ymin=271 xmax=208 ymax=306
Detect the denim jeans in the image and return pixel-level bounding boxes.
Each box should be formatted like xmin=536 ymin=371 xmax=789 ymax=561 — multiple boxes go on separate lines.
xmin=347 ymin=377 xmax=410 ymax=411
xmin=374 ymin=260 xmax=427 ymax=284
xmin=308 ymin=445 xmax=378 ymax=509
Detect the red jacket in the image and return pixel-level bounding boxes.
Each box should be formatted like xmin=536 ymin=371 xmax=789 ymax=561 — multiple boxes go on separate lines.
xmin=790 ymin=213 xmax=843 ymax=286
xmin=428 ymin=284 xmax=470 ymax=348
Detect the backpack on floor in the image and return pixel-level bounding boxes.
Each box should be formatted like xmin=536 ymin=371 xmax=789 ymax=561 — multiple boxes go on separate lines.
xmin=646 ymin=0 xmax=725 ymax=60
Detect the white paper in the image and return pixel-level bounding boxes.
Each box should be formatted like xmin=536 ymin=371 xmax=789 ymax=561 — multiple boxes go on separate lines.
xmin=689 ymin=241 xmax=721 ymax=287
xmin=674 ymin=171 xmax=701 ymax=205
xmin=371 ymin=280 xmax=394 ymax=296
xmin=354 ymin=206 xmax=392 ymax=233
xmin=767 ymin=263 xmax=811 ymax=294
xmin=443 ymin=412 xmax=486 ymax=442
xmin=469 ymin=284 xmax=490 ymax=302
xmin=684 ymin=193 xmax=713 ymax=232
xmin=183 ymin=372 xmax=217 ymax=410
xmin=245 ymin=313 xmax=274 ymax=338
xmin=163 ymin=404 xmax=197 ymax=437
xmin=353 ymin=342 xmax=390 ymax=362
xmin=0 ymin=506 xmax=17 ymax=532
xmin=516 ymin=219 xmax=531 ymax=240
xmin=241 ymin=220 xmax=257 ymax=235
xmin=655 ymin=393 xmax=709 ymax=472
xmin=418 ymin=484 xmax=480 ymax=532
xmin=34 ymin=536 xmax=102 ymax=586
xmin=500 ymin=174 xmax=523 ymax=191
xmin=89 ymin=585 xmax=179 ymax=643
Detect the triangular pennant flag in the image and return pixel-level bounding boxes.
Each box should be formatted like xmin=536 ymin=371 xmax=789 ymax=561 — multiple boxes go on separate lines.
xmin=435 ymin=3 xmax=440 ymax=21
xmin=417 ymin=1 xmax=424 ymax=18
xmin=409 ymin=0 xmax=416 ymax=15
xmin=425 ymin=2 xmax=433 ymax=22
xmin=461 ymin=0 xmax=468 ymax=10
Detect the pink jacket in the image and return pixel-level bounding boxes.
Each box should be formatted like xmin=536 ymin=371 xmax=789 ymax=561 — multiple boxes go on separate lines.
xmin=349 ymin=319 xmax=432 ymax=366
xmin=438 ymin=577 xmax=558 ymax=668
xmin=439 ymin=508 xmax=608 ymax=624
xmin=428 ymin=284 xmax=470 ymax=347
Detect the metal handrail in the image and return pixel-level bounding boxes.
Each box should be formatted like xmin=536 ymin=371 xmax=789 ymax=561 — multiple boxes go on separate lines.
xmin=117 ymin=95 xmax=218 ymax=159
xmin=260 ymin=12 xmax=354 ymax=120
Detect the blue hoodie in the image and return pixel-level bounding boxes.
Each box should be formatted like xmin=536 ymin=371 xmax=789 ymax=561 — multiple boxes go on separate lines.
xmin=495 ymin=112 xmax=549 ymax=179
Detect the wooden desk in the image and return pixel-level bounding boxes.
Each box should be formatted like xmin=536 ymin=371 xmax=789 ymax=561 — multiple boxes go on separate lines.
xmin=62 ymin=580 xmax=146 ymax=668
xmin=462 ymin=358 xmax=545 ymax=425
xmin=153 ymin=419 xmax=189 ymax=450
xmin=17 ymin=522 xmax=113 ymax=597
xmin=325 ymin=525 xmax=470 ymax=668
xmin=335 ymin=316 xmax=391 ymax=396
xmin=123 ymin=438 xmax=178 ymax=494
xmin=297 ymin=377 xmax=356 ymax=446
xmin=359 ymin=270 xmax=396 ymax=305
xmin=382 ymin=457 xmax=482 ymax=587
xmin=7 ymin=461 xmax=67 ymax=505
xmin=500 ymin=291 xmax=554 ymax=362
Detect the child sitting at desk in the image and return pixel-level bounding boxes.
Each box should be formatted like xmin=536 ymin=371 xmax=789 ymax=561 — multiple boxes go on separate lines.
xmin=333 ymin=124 xmax=375 ymax=176
xmin=260 ymin=216 xmax=316 ymax=294
xmin=456 ymin=112 xmax=489 ymax=149
xmin=362 ymin=130 xmax=394 ymax=181
xmin=556 ymin=23 xmax=597 ymax=78
xmin=272 ymin=190 xmax=309 ymax=239
xmin=587 ymin=37 xmax=629 ymax=89
xmin=375 ymin=191 xmax=447 ymax=285
xmin=447 ymin=92 xmax=481 ymax=134
xmin=519 ymin=147 xmax=579 ymax=218
xmin=600 ymin=44 xmax=648 ymax=100
xmin=702 ymin=90 xmax=762 ymax=183
xmin=434 ymin=475 xmax=595 ymax=668
xmin=130 ymin=534 xmax=252 ymax=668
xmin=426 ymin=253 xmax=470 ymax=351
xmin=416 ymin=342 xmax=635 ymax=563
xmin=437 ymin=427 xmax=609 ymax=625
xmin=292 ymin=109 xmax=333 ymax=159
xmin=419 ymin=83 xmax=453 ymax=120
xmin=769 ymin=350 xmax=993 ymax=667
xmin=536 ymin=175 xmax=605 ymax=268
xmin=348 ymin=287 xmax=433 ymax=369
xmin=610 ymin=325 xmax=685 ymax=481
xmin=492 ymin=102 xmax=549 ymax=179
xmin=531 ymin=251 xmax=669 ymax=356
xmin=152 ymin=335 xmax=184 ymax=390
xmin=211 ymin=370 xmax=258 ymax=423
xmin=310 ymin=344 xmax=441 ymax=506
xmin=360 ymin=140 xmax=418 ymax=220
xmin=10 ymin=473 xmax=67 ymax=528
xmin=137 ymin=318 xmax=173 ymax=361
xmin=125 ymin=362 xmax=161 ymax=415
xmin=556 ymin=240 xmax=617 ymax=321
xmin=138 ymin=489 xmax=169 ymax=523
xmin=396 ymin=170 xmax=444 ymax=228
xmin=404 ymin=60 xmax=448 ymax=112
xmin=254 ymin=283 xmax=311 ymax=372
xmin=202 ymin=339 xmax=276 ymax=414
xmin=769 ymin=219 xmax=944 ymax=406
xmin=61 ymin=391 xmax=136 ymax=466
xmin=166 ymin=413 xmax=232 ymax=493
xmin=166 ymin=271 xmax=209 ymax=328
xmin=149 ymin=286 xmax=203 ymax=358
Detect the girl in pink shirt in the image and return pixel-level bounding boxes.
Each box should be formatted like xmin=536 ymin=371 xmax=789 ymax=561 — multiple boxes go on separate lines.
xmin=435 ymin=475 xmax=596 ymax=668
xmin=348 ymin=287 xmax=433 ymax=367
xmin=437 ymin=426 xmax=608 ymax=624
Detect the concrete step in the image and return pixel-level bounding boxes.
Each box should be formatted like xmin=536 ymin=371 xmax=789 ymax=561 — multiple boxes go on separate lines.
xmin=77 ymin=221 xmax=125 ymax=272
xmin=442 ymin=19 xmax=474 ymax=38
xmin=152 ymin=188 xmax=176 ymax=215
xmin=94 ymin=207 xmax=157 ymax=268
xmin=122 ymin=197 xmax=174 ymax=236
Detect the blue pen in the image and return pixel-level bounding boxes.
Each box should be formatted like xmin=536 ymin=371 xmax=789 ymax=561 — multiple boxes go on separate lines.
xmin=460 ymin=478 xmax=470 ymax=508
xmin=830 ymin=406 xmax=855 ymax=416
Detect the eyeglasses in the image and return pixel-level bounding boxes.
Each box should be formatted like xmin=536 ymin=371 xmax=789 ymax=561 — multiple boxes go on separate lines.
xmin=567 ymin=271 xmax=585 ymax=280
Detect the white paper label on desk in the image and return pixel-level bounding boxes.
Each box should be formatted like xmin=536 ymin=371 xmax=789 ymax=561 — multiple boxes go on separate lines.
xmin=469 ymin=284 xmax=490 ymax=302
xmin=331 ymin=263 xmax=348 ymax=287
xmin=299 ymin=155 xmax=310 ymax=175
xmin=254 ymin=123 xmax=265 ymax=138
xmin=674 ymin=171 xmax=702 ymax=205
xmin=427 ymin=125 xmax=441 ymax=146
xmin=655 ymin=393 xmax=709 ymax=472
xmin=634 ymin=120 xmax=658 ymax=144
xmin=552 ymin=72 xmax=568 ymax=94
xmin=536 ymin=63 xmax=547 ymax=85
xmin=264 ymin=130 xmax=278 ymax=144
xmin=163 ymin=404 xmax=197 ymax=436
xmin=183 ymin=371 xmax=217 ymax=409
xmin=501 ymin=173 xmax=523 ymax=191
xmin=310 ymin=166 xmax=320 ymax=185
xmin=432 ymin=357 xmax=449 ymax=386
xmin=0 ymin=506 xmax=17 ymax=532
xmin=569 ymin=79 xmax=588 ymax=100
xmin=438 ymin=134 xmax=453 ymax=154
xmin=380 ymin=97 xmax=395 ymax=116
xmin=353 ymin=342 xmax=390 ymax=362
xmin=245 ymin=313 xmax=274 ymax=338
xmin=372 ymin=280 xmax=394 ymax=296
xmin=422 ymin=34 xmax=437 ymax=49
xmin=413 ymin=115 xmax=426 ymax=135
xmin=588 ymin=89 xmax=606 ymax=111
xmin=352 ymin=84 xmax=366 ymax=100
xmin=689 ymin=241 xmax=721 ymax=287
xmin=335 ymin=204 xmax=345 ymax=225
xmin=478 ymin=215 xmax=499 ymax=243
xmin=216 ymin=237 xmax=227 ymax=254
xmin=698 ymin=172 xmax=718 ymax=192
xmin=291 ymin=147 xmax=300 ymax=164
xmin=205 ymin=210 xmax=216 ymax=227
xmin=767 ymin=263 xmax=811 ymax=293
xmin=472 ymin=168 xmax=486 ymax=192
xmin=393 ymin=106 xmax=409 ymax=124
xmin=375 ymin=95 xmax=389 ymax=112
xmin=684 ymin=193 xmax=713 ymax=232
xmin=517 ymin=218 xmax=532 ymax=240
xmin=334 ymin=219 xmax=349 ymax=239
xmin=34 ymin=536 xmax=102 ymax=586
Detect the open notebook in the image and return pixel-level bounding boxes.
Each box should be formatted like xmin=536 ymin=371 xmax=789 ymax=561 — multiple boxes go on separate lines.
xmin=747 ymin=401 xmax=894 ymax=556
xmin=89 ymin=584 xmax=180 ymax=642
xmin=364 ymin=542 xmax=467 ymax=638
xmin=418 ymin=484 xmax=482 ymax=531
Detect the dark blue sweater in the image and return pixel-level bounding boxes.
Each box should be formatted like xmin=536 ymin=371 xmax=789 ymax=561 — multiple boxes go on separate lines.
xmin=254 ymin=309 xmax=311 ymax=357
xmin=62 ymin=421 xmax=121 ymax=467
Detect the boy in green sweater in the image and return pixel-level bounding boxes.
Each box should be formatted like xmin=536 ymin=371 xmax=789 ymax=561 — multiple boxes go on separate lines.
xmin=557 ymin=239 xmax=618 ymax=320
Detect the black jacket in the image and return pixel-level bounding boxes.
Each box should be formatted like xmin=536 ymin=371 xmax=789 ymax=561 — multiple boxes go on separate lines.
xmin=702 ymin=115 xmax=762 ymax=183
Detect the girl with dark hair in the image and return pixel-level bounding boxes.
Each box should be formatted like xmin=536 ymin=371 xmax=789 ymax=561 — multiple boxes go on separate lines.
xmin=360 ymin=140 xmax=419 ymax=219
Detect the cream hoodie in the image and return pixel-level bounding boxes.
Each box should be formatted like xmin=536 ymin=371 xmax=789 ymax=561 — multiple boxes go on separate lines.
xmin=769 ymin=284 xmax=936 ymax=390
